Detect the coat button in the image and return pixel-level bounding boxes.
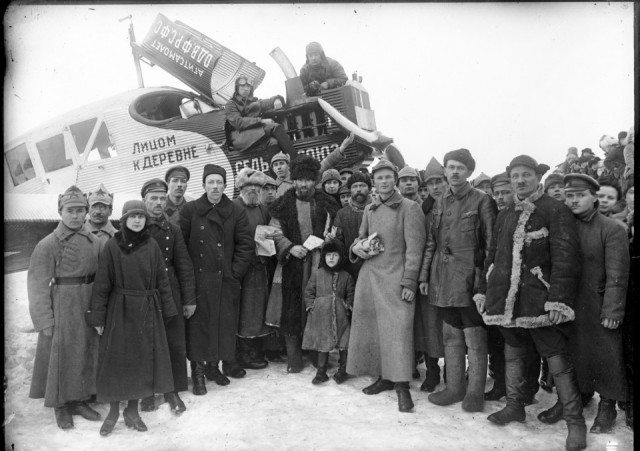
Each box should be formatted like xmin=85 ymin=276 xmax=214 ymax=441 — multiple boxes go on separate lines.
xmin=200 ymin=226 xmax=205 ymax=230
xmin=199 ymin=240 xmax=204 ymax=244
xmin=217 ymin=243 xmax=222 ymax=247
xmin=199 ymin=268 xmax=202 ymax=273
xmin=165 ymin=247 xmax=169 ymax=251
xmin=218 ymin=270 xmax=222 ymax=274
xmin=447 ymin=212 xmax=451 ymax=216
xmin=166 ymin=236 xmax=169 ymax=240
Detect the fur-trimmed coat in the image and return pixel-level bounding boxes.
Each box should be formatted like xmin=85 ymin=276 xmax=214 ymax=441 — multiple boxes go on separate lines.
xmin=478 ymin=191 xmax=581 ymax=328
xmin=267 ymin=188 xmax=341 ymax=336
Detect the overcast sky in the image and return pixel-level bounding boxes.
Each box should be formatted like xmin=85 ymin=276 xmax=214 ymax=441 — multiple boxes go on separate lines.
xmin=3 ymin=2 xmax=634 ymax=178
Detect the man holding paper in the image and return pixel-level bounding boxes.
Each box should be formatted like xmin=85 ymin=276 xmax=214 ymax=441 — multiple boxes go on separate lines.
xmin=232 ymin=168 xmax=275 ymax=371
xmin=348 ymin=159 xmax=426 ymax=413
xmin=267 ymin=155 xmax=341 ymax=373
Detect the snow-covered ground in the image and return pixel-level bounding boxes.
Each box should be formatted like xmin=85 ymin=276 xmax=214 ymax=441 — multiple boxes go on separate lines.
xmin=4 ymin=271 xmax=633 ymax=450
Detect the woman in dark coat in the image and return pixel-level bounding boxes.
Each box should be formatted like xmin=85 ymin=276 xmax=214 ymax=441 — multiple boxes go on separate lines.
xmin=86 ymin=200 xmax=177 ymax=436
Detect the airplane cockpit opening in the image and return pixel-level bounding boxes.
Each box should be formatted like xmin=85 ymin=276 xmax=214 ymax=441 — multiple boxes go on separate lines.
xmin=130 ymin=90 xmax=215 ymax=125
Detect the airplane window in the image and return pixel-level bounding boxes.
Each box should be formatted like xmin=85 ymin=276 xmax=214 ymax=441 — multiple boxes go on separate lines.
xmin=70 ymin=118 xmax=98 ymax=158
xmin=36 ymin=134 xmax=73 ymax=173
xmin=86 ymin=122 xmax=117 ymax=161
xmin=5 ymin=143 xmax=36 ymax=186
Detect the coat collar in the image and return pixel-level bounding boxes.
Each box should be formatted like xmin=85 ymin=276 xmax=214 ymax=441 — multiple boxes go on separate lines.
xmin=194 ymin=193 xmax=233 ymax=220
xmin=55 ymin=221 xmax=93 ymax=242
xmin=370 ymin=189 xmax=403 ymax=211
xmin=514 ymin=189 xmax=544 ymax=211
xmin=148 ymin=213 xmax=171 ymax=230
xmin=84 ymin=218 xmax=118 ymax=236
xmin=444 ymin=182 xmax=472 ymax=201
xmin=576 ymin=207 xmax=600 ymax=223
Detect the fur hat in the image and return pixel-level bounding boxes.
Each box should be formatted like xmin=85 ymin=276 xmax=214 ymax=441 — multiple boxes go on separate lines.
xmin=290 ymin=155 xmax=321 ymax=181
xmin=506 ymin=155 xmax=549 ymax=177
xmin=141 ymin=178 xmax=168 ymax=198
xmin=443 ymin=148 xmax=476 ymax=174
xmin=87 ymin=183 xmax=114 ymax=206
xmin=321 ymin=169 xmax=341 ymax=186
xmin=346 ymin=171 xmax=372 ymax=189
xmin=543 ymin=173 xmax=565 ymax=191
xmin=58 ymin=185 xmax=88 ymax=210
xmin=165 ymin=165 xmax=190 ymax=182
xmin=236 ymin=167 xmax=266 ymax=190
xmin=202 ymin=164 xmax=227 ymax=184
xmin=423 ymin=157 xmax=446 ymax=183
xmin=397 ymin=166 xmax=420 ymax=180
xmin=320 ymin=239 xmax=346 ymax=272
xmin=120 ymin=199 xmax=150 ymax=223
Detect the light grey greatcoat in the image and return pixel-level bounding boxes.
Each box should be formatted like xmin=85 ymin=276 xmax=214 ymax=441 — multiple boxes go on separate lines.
xmin=347 ymin=190 xmax=426 ymax=382
xmin=28 ymin=222 xmax=101 ymax=407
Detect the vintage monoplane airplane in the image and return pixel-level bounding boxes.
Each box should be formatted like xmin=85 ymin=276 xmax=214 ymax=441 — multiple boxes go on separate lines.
xmin=4 ymin=13 xmax=405 ymax=273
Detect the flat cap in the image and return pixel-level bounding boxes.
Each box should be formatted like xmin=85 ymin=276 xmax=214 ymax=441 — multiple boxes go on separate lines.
xmin=165 ymin=165 xmax=190 ymax=182
xmin=141 ymin=178 xmax=168 ymax=198
xmin=262 ymin=174 xmax=277 ymax=187
xmin=506 ymin=155 xmax=550 ymax=177
xmin=563 ymin=173 xmax=600 ymax=193
xmin=490 ymin=172 xmax=510 ymax=189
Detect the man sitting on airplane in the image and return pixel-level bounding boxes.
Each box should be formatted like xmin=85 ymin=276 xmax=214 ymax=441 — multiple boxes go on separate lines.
xmin=300 ymin=41 xmax=348 ymax=97
xmin=165 ymin=165 xmax=193 ymax=226
xmin=225 ymin=75 xmax=297 ymax=161
xmin=84 ymin=184 xmax=118 ymax=249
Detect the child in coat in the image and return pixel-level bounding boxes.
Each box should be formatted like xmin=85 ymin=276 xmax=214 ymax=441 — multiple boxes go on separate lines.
xmin=302 ymin=240 xmax=355 ymax=384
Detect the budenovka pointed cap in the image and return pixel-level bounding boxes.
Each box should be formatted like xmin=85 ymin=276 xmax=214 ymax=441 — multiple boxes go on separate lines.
xmin=58 ymin=185 xmax=88 ymax=210
xmin=423 ymin=157 xmax=445 ymax=182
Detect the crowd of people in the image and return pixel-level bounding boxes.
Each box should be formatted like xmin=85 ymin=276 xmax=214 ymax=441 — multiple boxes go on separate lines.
xmin=26 ymin=48 xmax=634 ymax=451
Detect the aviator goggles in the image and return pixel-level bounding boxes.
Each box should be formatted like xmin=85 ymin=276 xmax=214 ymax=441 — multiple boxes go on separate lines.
xmin=237 ymin=78 xmax=254 ymax=87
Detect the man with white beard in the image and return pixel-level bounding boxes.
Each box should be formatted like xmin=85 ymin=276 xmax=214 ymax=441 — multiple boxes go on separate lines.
xmin=232 ymin=168 xmax=275 ymax=370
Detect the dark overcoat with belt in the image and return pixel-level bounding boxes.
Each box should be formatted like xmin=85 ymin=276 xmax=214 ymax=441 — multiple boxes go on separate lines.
xmin=180 ymin=193 xmax=254 ymax=362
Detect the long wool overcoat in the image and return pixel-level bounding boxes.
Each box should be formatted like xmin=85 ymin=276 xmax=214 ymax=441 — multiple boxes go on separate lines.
xmin=479 ymin=191 xmax=581 ymax=328
xmin=148 ymin=215 xmax=196 ymax=392
xmin=180 ymin=193 xmax=254 ymax=362
xmin=346 ymin=190 xmax=426 ymax=381
xmin=267 ymin=188 xmax=341 ymax=336
xmin=28 ymin=222 xmax=101 ymax=407
xmin=571 ymin=209 xmax=629 ymax=401
xmin=87 ymin=230 xmax=177 ymax=402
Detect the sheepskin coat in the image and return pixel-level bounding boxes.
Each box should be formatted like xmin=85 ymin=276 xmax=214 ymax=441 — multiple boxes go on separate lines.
xmin=479 ymin=191 xmax=581 ymax=328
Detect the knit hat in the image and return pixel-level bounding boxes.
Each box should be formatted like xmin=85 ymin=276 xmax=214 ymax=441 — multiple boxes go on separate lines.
xmin=202 ymin=164 xmax=227 ymax=184
xmin=490 ymin=172 xmax=510 ymax=190
xmin=290 ymin=155 xmax=321 ymax=181
xmin=443 ymin=148 xmax=476 ymax=174
xmin=543 ymin=173 xmax=565 ymax=192
xmin=262 ymin=174 xmax=277 ymax=188
xmin=423 ymin=157 xmax=445 ymax=183
xmin=321 ymin=169 xmax=341 ymax=186
xmin=270 ymin=151 xmax=290 ymax=167
xmin=370 ymin=159 xmax=398 ymax=178
xmin=564 ymin=173 xmax=600 ymax=194
xmin=472 ymin=172 xmax=491 ymax=188
xmin=120 ymin=199 xmax=150 ymax=223
xmin=397 ymin=166 xmax=420 ymax=180
xmin=506 ymin=155 xmax=549 ymax=177
xmin=165 ymin=165 xmax=190 ymax=182
xmin=87 ymin=183 xmax=114 ymax=206
xmin=346 ymin=171 xmax=372 ymax=189
xmin=58 ymin=185 xmax=88 ymax=210
xmin=141 ymin=178 xmax=168 ymax=198
xmin=236 ymin=167 xmax=266 ymax=190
